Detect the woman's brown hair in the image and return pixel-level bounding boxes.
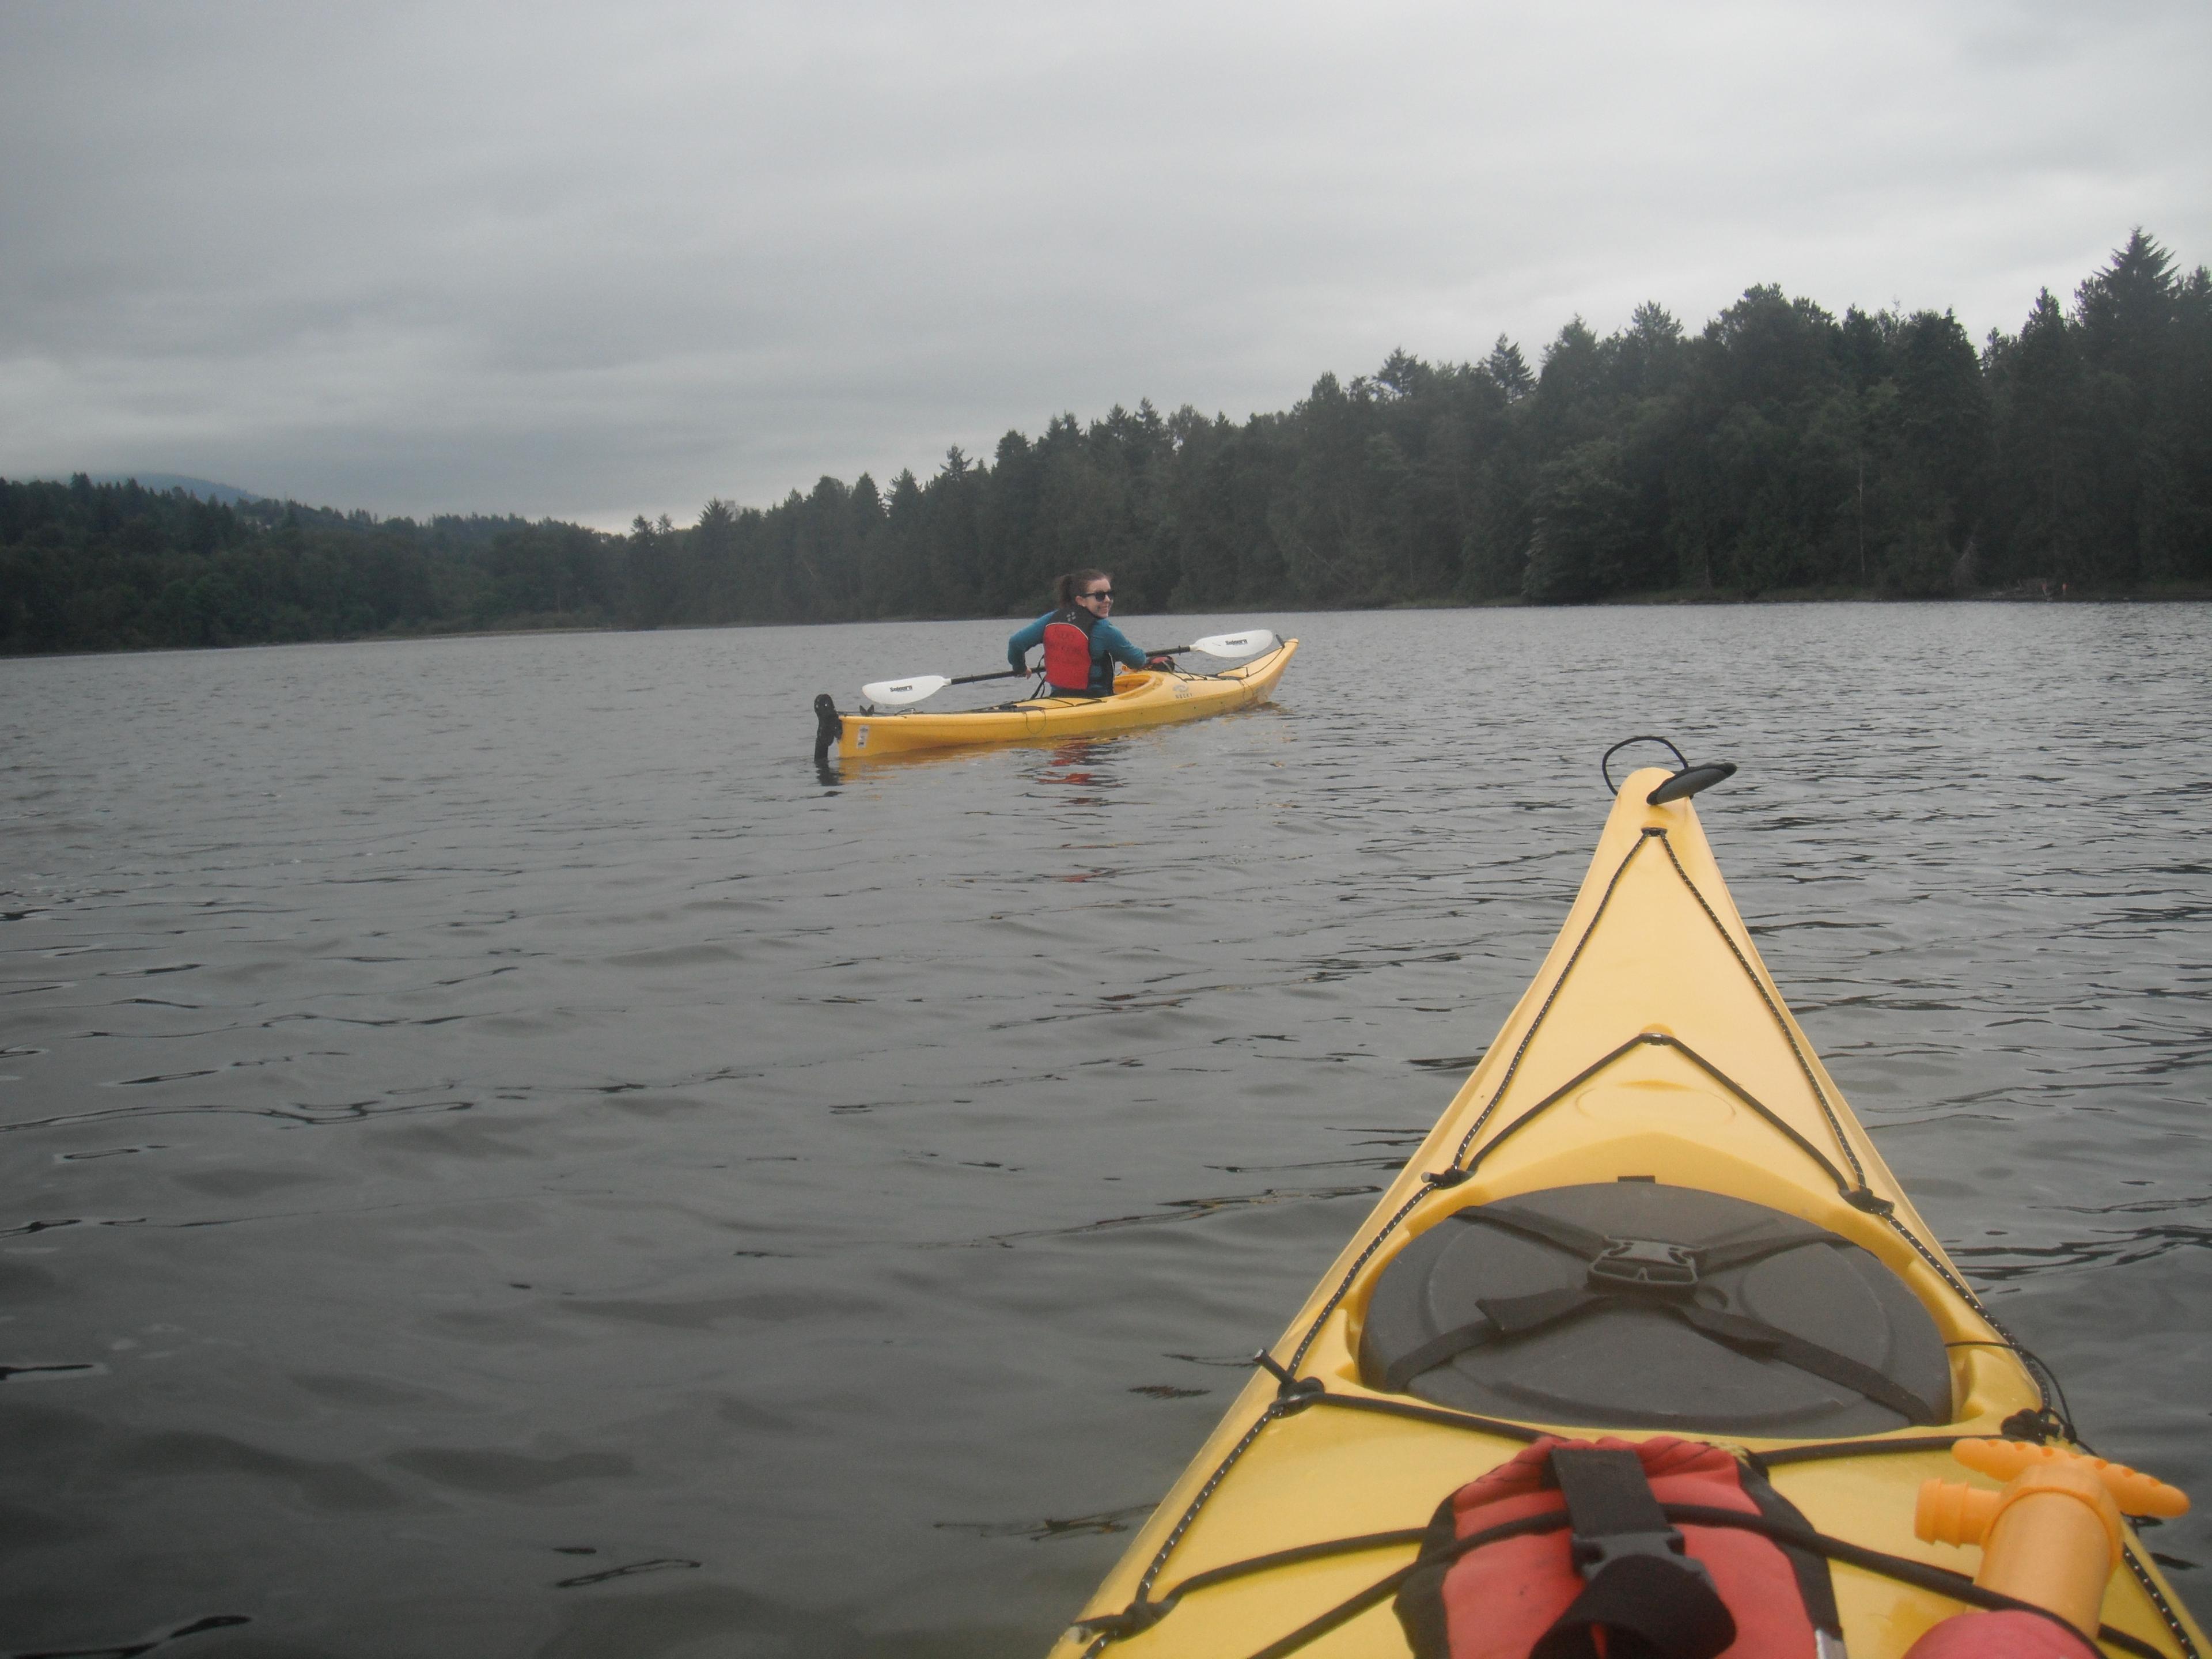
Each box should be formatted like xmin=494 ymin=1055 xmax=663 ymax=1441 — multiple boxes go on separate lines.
xmin=1054 ymin=569 xmax=1109 ymax=608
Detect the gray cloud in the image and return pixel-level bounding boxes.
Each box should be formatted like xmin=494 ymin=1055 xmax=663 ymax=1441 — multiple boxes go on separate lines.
xmin=2 ymin=0 xmax=2206 ymax=527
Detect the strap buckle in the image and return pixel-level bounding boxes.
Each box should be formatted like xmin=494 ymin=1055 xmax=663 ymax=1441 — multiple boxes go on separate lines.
xmin=1570 ymin=1525 xmax=1709 ymax=1582
xmin=1588 ymin=1236 xmax=1699 ymax=1291
xmin=1545 ymin=1447 xmax=1732 ymax=1659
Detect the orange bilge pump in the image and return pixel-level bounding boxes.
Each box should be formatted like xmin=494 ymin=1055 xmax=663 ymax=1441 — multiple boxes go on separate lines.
xmin=1916 ymin=1439 xmax=2191 ymax=1637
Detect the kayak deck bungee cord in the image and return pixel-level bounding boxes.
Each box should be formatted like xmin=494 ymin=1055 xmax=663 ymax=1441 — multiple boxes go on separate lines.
xmin=1048 ymin=748 xmax=2201 ymax=1659
xmin=810 ymin=638 xmax=1297 ymax=761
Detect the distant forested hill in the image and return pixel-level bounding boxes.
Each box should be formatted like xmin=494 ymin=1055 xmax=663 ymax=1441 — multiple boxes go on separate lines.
xmin=5 ymin=232 xmax=2206 ymax=656
xmin=0 ymin=480 xmax=600 ymax=652
xmin=79 ymin=474 xmax=266 ymax=505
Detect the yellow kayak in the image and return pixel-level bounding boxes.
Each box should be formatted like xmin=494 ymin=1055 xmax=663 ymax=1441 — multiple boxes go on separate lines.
xmin=1052 ymin=758 xmax=2202 ymax=1659
xmin=814 ymin=639 xmax=1297 ymax=760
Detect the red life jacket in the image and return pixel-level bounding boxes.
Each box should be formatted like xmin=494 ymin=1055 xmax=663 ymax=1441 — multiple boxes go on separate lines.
xmin=1393 ymin=1436 xmax=1840 ymax=1659
xmin=1903 ymin=1612 xmax=2099 ymax=1659
xmin=1042 ymin=611 xmax=1097 ymax=693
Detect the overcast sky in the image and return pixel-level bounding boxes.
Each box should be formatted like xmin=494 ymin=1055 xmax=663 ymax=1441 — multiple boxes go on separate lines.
xmin=2 ymin=1 xmax=2207 ymax=529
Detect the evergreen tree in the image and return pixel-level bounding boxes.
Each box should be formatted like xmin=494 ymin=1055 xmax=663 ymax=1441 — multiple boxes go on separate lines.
xmin=1482 ymin=336 xmax=1535 ymax=402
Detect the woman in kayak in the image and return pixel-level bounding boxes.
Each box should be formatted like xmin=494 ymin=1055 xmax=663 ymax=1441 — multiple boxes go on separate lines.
xmin=1007 ymin=570 xmax=1161 ymax=697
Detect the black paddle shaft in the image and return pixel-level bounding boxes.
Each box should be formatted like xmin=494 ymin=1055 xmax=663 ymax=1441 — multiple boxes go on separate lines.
xmin=950 ymin=668 xmax=1029 ymax=687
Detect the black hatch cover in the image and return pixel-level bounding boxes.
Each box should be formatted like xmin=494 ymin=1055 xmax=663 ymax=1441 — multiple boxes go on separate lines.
xmin=1357 ymin=1181 xmax=1951 ymax=1436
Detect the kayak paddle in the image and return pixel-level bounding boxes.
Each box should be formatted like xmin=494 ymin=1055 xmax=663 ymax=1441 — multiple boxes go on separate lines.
xmin=859 ymin=667 xmax=1031 ymax=707
xmin=1142 ymin=628 xmax=1277 ymax=658
xmin=860 ymin=631 xmax=1278 ymax=707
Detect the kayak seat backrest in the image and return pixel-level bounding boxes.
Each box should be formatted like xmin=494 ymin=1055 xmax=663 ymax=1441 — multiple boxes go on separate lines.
xmin=1356 ymin=1181 xmax=1952 ymax=1437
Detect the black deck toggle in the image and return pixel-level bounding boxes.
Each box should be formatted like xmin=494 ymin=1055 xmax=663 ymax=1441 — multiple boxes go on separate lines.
xmin=1647 ymin=762 xmax=1738 ymax=805
xmin=1599 ymin=736 xmax=1738 ymax=803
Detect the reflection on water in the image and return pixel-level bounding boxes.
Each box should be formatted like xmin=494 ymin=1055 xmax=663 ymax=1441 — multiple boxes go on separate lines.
xmin=1 ymin=603 xmax=2207 ymax=1656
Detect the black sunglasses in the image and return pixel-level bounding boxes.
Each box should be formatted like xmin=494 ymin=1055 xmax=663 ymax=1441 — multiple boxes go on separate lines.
xmin=1082 ymin=589 xmax=1113 ymax=600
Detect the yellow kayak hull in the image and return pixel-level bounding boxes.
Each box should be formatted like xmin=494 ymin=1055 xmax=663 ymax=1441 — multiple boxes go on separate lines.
xmin=835 ymin=639 xmax=1297 ymax=759
xmin=1051 ymin=768 xmax=2203 ymax=1659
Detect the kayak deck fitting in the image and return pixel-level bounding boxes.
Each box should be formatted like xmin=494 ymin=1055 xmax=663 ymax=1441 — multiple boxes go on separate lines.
xmin=1049 ymin=757 xmax=2202 ymax=1659
xmin=812 ymin=639 xmax=1298 ymax=761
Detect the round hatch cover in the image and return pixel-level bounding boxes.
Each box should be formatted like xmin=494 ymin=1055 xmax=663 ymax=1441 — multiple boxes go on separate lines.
xmin=1357 ymin=1181 xmax=1950 ymax=1436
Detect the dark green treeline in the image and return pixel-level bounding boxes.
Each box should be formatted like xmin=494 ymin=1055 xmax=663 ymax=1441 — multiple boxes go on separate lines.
xmin=5 ymin=233 xmax=2207 ymax=655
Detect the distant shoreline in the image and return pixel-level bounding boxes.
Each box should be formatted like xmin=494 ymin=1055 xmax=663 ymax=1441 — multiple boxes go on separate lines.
xmin=1423 ymin=581 xmax=2212 ymax=609
xmin=8 ymin=584 xmax=2207 ymax=664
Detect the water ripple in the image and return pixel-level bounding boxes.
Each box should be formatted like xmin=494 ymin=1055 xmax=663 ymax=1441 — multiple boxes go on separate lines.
xmin=1 ymin=605 xmax=2205 ymax=1654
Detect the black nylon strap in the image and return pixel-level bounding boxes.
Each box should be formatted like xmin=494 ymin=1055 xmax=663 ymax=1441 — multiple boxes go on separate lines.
xmin=1539 ymin=1450 xmax=1735 ymax=1659
xmin=1483 ymin=1285 xmax=1605 ymax=1336
xmin=1378 ymin=1318 xmax=1503 ymax=1393
xmin=1551 ymin=1446 xmax=1676 ymax=1540
xmin=1375 ymin=1285 xmax=1605 ymax=1390
xmin=1463 ymin=1202 xmax=1613 ymax=1258
xmin=1677 ymin=1305 xmax=1941 ymax=1426
xmin=1689 ymin=1221 xmax=1832 ymax=1273
xmin=1392 ymin=1492 xmax=1464 ymax=1659
xmin=1736 ymin=1457 xmax=1843 ymax=1640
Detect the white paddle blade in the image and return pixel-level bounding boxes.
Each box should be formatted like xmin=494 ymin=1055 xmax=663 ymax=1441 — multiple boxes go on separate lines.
xmin=1188 ymin=630 xmax=1277 ymax=658
xmin=860 ymin=674 xmax=950 ymax=706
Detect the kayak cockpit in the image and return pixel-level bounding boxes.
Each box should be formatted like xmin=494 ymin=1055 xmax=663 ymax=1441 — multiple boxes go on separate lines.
xmin=1357 ymin=1178 xmax=1953 ymax=1437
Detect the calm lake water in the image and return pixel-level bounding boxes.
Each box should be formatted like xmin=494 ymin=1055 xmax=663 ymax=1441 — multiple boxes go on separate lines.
xmin=3 ymin=603 xmax=2207 ymax=1658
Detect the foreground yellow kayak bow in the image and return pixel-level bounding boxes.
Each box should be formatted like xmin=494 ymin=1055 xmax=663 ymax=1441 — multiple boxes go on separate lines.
xmin=1052 ymin=749 xmax=2202 ymax=1659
